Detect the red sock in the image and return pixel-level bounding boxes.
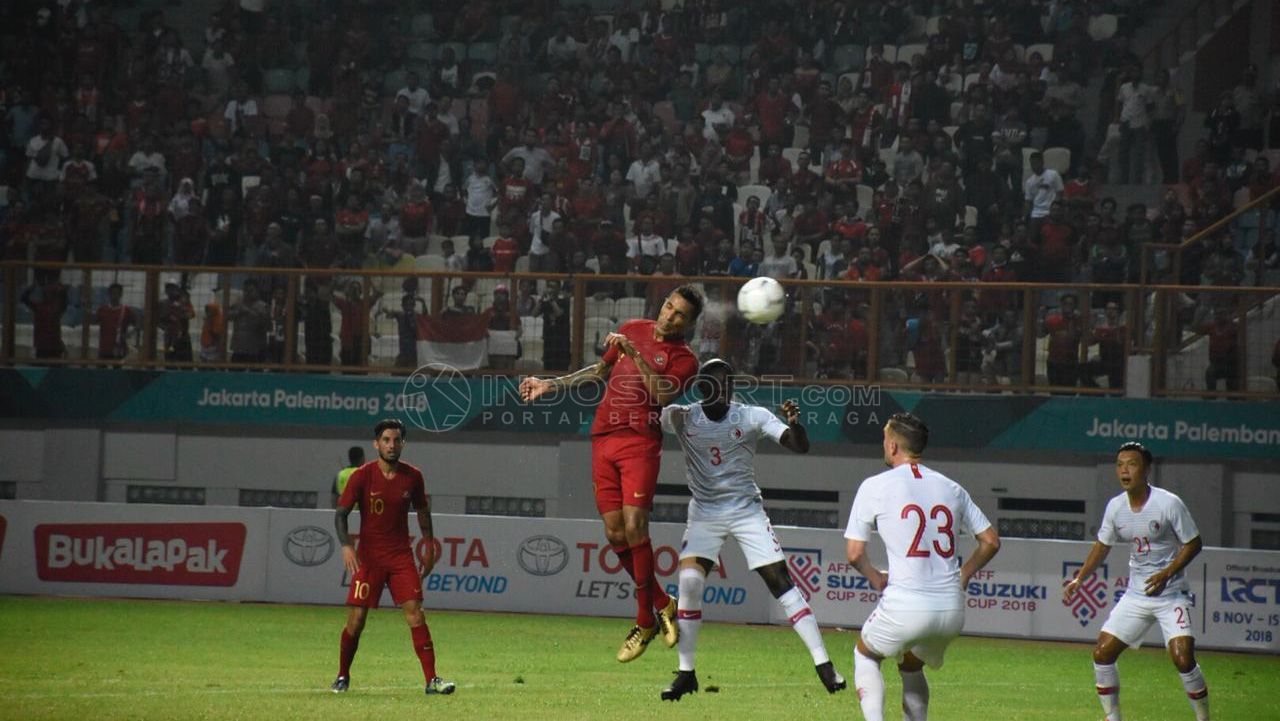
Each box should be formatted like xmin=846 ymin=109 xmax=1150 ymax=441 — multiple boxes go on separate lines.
xmin=612 ymin=545 xmax=636 ymax=581
xmin=630 ymin=540 xmax=667 ymax=627
xmin=410 ymin=623 xmax=436 ymax=682
xmin=339 ymin=628 xmax=359 ymax=678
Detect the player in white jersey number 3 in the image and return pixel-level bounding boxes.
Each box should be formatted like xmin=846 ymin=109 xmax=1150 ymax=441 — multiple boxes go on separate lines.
xmin=658 ymin=358 xmax=846 ymax=701
xmin=844 ymin=412 xmax=1002 ymax=721
xmin=1063 ymin=441 xmax=1211 ymax=721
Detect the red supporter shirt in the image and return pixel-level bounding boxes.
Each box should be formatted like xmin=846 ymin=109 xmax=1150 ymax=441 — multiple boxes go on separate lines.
xmin=338 ymin=461 xmax=428 ymax=563
xmin=96 ymin=304 xmax=136 ymax=357
xmin=591 ymin=319 xmax=697 ymax=439
xmin=1038 ymin=222 xmax=1075 ymax=266
xmin=400 ymin=201 xmax=433 ymax=237
xmin=491 ymin=237 xmax=520 ymax=272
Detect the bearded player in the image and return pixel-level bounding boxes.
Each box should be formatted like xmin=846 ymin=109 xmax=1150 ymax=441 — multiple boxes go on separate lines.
xmin=657 ymin=358 xmax=846 ymax=701
xmin=520 ymin=285 xmax=703 ymax=662
xmin=845 ymin=413 xmax=1001 ymax=721
xmin=1064 ymin=442 xmax=1210 ymax=721
xmin=331 ymin=419 xmax=456 ymax=696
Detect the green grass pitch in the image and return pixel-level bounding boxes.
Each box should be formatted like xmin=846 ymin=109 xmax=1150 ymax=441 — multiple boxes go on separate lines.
xmin=2 ymin=596 xmax=1277 ymax=720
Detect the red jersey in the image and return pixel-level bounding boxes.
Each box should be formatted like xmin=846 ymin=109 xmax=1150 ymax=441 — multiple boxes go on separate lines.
xmin=400 ymin=201 xmax=434 ymax=237
xmin=96 ymin=303 xmax=136 ymax=358
xmin=491 ymin=237 xmax=520 ymax=272
xmin=591 ymin=319 xmax=697 ymax=439
xmin=338 ymin=461 xmax=428 ymax=563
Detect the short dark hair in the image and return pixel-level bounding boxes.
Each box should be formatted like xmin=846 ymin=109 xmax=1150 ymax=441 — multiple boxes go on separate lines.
xmin=373 ymin=418 xmax=406 ymax=439
xmin=887 ymin=412 xmax=929 ymax=456
xmin=671 ymin=284 xmax=705 ymax=322
xmin=1117 ymin=441 xmax=1153 ymax=465
xmin=347 ymin=446 xmax=364 ymax=465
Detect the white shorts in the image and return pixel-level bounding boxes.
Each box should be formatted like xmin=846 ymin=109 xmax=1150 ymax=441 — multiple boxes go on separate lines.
xmin=859 ymin=604 xmax=965 ymax=669
xmin=1101 ymin=592 xmax=1194 ymax=647
xmin=679 ymin=505 xmax=785 ymax=570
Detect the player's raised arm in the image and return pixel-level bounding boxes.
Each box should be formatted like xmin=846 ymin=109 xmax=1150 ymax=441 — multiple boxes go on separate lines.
xmin=518 ymin=357 xmax=614 ymax=403
xmin=1063 ymin=540 xmax=1112 ymax=602
xmin=777 ymin=399 xmax=810 ymax=454
xmin=1144 ymin=534 xmax=1201 ymax=597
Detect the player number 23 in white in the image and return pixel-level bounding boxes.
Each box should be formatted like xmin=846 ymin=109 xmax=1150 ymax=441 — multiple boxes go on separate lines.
xmin=901 ymin=503 xmax=956 ymax=558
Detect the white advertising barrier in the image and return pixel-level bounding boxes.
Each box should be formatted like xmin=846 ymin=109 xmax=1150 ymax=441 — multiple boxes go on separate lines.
xmin=2 ymin=501 xmax=1277 ymax=653
xmin=0 ymin=500 xmax=269 ymax=601
xmin=764 ymin=526 xmax=1280 ymax=653
xmin=265 ymin=508 xmax=771 ymax=623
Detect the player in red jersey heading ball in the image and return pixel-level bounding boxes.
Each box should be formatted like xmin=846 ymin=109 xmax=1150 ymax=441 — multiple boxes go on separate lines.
xmin=520 ymin=285 xmax=704 ymax=662
xmin=331 ymin=419 xmax=456 ymax=696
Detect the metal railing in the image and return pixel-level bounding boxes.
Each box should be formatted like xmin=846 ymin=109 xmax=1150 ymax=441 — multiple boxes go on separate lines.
xmin=4 ymin=261 xmax=1276 ymax=398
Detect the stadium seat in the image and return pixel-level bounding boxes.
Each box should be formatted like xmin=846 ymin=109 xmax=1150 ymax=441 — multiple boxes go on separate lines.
xmin=867 ymin=45 xmax=897 ymax=64
xmin=1247 ymin=376 xmax=1278 ymax=393
xmin=964 ymin=205 xmax=978 ymax=227
xmin=416 ymin=255 xmax=445 ymax=271
xmin=514 ymin=256 xmax=530 ymax=273
xmin=408 ymin=42 xmax=437 ymax=62
xmin=1088 ymin=14 xmax=1118 ymax=41
xmin=781 ymin=148 xmax=802 ymax=173
xmin=713 ymin=44 xmax=741 ymax=64
xmin=585 ymin=297 xmax=615 ymax=320
xmin=737 ymin=184 xmax=772 ymax=208
xmin=962 ymin=73 xmax=982 ymax=91
xmin=838 ymin=72 xmax=861 ymax=94
xmin=615 ymin=297 xmax=646 ymax=321
xmin=856 ymin=184 xmax=874 ymax=213
xmin=816 ymin=239 xmax=832 ymax=259
xmin=832 ymin=45 xmax=865 ymax=72
xmin=440 ymin=42 xmax=468 ymax=63
xmin=879 ymin=368 xmax=909 ymax=382
xmin=942 ymin=125 xmax=958 ymax=139
xmin=695 ymin=44 xmax=713 ymax=64
xmin=584 ymin=317 xmax=617 ymax=359
xmin=383 ymin=69 xmax=408 ymax=95
xmin=411 ymin=13 xmax=436 ymax=38
xmin=896 ymin=44 xmax=926 ymax=66
xmin=1043 ymin=147 xmax=1071 ymax=174
xmin=520 ymin=316 xmax=544 ymax=340
xmin=950 ymin=100 xmax=965 ymax=123
xmin=942 ymin=72 xmax=963 ymax=95
xmin=468 ymin=42 xmax=498 ymax=68
xmin=925 ymin=15 xmax=942 ymax=35
xmin=514 ymin=358 xmax=542 ymax=371
xmin=1026 ymin=43 xmax=1054 ymax=63
xmin=263 ymin=68 xmax=297 ymax=95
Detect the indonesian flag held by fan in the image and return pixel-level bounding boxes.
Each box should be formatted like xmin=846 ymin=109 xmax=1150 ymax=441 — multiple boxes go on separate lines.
xmin=416 ymin=310 xmax=494 ymax=370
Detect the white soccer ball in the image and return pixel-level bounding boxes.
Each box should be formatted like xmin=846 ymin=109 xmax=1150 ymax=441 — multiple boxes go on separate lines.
xmin=736 ymin=276 xmax=786 ymax=324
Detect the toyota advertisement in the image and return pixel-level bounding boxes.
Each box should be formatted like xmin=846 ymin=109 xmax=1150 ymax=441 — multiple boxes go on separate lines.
xmin=0 ymin=500 xmax=1275 ymax=653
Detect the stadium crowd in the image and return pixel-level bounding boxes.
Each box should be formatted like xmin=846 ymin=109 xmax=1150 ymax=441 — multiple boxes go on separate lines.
xmin=1 ymin=0 xmax=1277 ymax=385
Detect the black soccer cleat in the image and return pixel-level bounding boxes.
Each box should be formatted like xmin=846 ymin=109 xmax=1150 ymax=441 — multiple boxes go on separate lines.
xmin=330 ymin=676 xmax=349 ymax=693
xmin=661 ymin=670 xmax=699 ymax=701
xmin=816 ymin=661 xmax=847 ymax=694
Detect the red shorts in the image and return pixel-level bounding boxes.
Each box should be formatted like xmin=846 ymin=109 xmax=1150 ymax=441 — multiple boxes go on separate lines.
xmin=345 ymin=553 xmax=422 ymax=608
xmin=592 ymin=429 xmax=662 ymax=514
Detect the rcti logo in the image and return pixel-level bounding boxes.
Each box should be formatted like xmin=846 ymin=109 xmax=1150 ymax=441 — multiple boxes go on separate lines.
xmin=784 ymin=547 xmax=823 ymax=601
xmin=1062 ymin=562 xmax=1110 ymax=627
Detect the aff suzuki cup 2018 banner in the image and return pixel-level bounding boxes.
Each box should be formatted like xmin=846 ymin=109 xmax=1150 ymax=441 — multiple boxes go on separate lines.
xmin=0 ymin=501 xmax=1276 ymax=653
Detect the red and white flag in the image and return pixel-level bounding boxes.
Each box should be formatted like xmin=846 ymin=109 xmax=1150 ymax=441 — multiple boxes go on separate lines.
xmin=416 ymin=310 xmax=493 ymax=370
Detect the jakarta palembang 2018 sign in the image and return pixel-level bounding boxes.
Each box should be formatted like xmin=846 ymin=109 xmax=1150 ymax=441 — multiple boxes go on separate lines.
xmin=2 ymin=368 xmax=1278 ymax=460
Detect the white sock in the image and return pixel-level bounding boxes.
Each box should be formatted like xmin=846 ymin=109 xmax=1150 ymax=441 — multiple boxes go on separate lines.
xmin=900 ymin=669 xmax=929 ymax=721
xmin=676 ymin=567 xmax=704 ymax=672
xmin=777 ymin=587 xmax=830 ymax=665
xmin=854 ymin=647 xmax=885 ymax=721
xmin=1178 ymin=665 xmax=1210 ymax=721
xmin=1094 ymin=662 xmax=1122 ymax=721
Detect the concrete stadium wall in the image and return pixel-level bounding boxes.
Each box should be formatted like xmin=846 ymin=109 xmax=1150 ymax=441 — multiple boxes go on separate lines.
xmin=3 ymin=423 xmax=1277 ymax=548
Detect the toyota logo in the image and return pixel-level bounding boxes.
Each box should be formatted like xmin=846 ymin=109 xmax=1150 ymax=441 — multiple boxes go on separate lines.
xmin=517 ymin=535 xmax=569 ymax=576
xmin=283 ymin=526 xmax=335 ymax=567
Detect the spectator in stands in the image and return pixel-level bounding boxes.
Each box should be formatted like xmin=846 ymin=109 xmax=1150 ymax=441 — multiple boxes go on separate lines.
xmin=227 ymin=280 xmax=271 ymax=364
xmin=24 ymin=116 xmax=68 ymax=202
xmin=1202 ymin=307 xmax=1241 ymax=393
xmin=332 ymin=280 xmax=377 ymax=367
xmin=981 ymin=308 xmax=1024 ymax=385
xmin=21 ymin=273 xmax=67 ymax=360
xmin=301 ymin=281 xmax=333 ymax=367
xmin=158 ymin=278 xmax=194 ymax=363
xmin=1041 ymin=294 xmax=1084 ymax=389
xmin=93 ymin=283 xmax=136 ymax=360
xmin=1024 ymin=151 xmax=1064 ymax=244
xmin=538 ymin=278 xmax=570 ymax=370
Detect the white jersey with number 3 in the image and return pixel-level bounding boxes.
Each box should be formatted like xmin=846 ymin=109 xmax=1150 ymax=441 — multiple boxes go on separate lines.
xmin=1098 ymin=486 xmax=1198 ymax=599
xmin=661 ymin=402 xmax=788 ymax=520
xmin=845 ymin=462 xmax=991 ymax=611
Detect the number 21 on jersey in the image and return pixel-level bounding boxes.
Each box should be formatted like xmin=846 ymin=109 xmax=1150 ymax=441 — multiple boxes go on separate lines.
xmin=902 ymin=503 xmax=956 ymax=558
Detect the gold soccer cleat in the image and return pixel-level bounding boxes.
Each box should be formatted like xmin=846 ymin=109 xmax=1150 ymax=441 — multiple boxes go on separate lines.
xmin=616 ymin=624 xmax=658 ymax=663
xmin=655 ymin=597 xmax=680 ymax=648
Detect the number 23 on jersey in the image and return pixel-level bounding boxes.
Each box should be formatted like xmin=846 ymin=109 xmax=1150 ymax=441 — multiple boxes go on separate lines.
xmin=902 ymin=503 xmax=955 ymax=558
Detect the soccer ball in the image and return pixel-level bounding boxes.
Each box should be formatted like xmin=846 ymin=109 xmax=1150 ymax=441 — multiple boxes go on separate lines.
xmin=737 ymin=277 xmax=786 ymax=324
